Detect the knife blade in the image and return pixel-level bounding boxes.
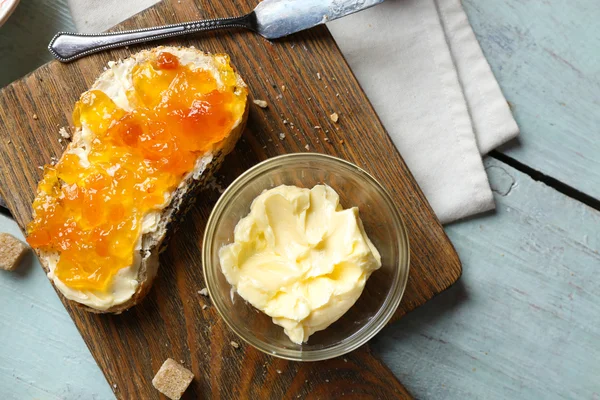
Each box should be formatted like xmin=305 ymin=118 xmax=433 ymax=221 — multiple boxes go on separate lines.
xmin=254 ymin=0 xmax=385 ymax=39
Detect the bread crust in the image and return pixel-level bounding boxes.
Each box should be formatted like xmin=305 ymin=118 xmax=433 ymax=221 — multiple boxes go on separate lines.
xmin=35 ymin=47 xmax=249 ymax=314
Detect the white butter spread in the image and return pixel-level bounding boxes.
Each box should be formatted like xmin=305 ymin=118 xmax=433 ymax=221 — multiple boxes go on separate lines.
xmin=43 ymin=46 xmax=228 ymax=310
xmin=219 ymin=185 xmax=382 ymax=344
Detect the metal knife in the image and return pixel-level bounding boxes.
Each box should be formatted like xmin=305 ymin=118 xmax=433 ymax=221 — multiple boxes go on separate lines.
xmin=49 ymin=0 xmax=384 ymax=62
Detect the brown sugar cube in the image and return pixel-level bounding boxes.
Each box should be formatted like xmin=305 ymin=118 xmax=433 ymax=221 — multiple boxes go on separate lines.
xmin=0 ymin=233 xmax=29 ymax=271
xmin=152 ymin=358 xmax=194 ymax=400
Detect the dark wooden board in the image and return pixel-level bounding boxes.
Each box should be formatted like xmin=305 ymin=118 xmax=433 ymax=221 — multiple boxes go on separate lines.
xmin=0 ymin=0 xmax=461 ymax=398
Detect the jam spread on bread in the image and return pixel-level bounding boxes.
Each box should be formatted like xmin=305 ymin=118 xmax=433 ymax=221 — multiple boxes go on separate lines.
xmin=27 ymin=52 xmax=247 ymax=291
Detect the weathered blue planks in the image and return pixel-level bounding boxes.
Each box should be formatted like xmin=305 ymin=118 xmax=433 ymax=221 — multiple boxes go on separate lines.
xmin=463 ymin=0 xmax=600 ymax=200
xmin=0 ymin=0 xmax=75 ymax=88
xmin=372 ymin=158 xmax=600 ymax=399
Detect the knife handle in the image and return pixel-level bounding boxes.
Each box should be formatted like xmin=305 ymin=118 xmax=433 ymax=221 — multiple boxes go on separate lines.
xmin=48 ymin=14 xmax=254 ymax=63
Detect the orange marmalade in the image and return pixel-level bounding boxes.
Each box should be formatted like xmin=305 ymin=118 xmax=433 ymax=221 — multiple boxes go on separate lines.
xmin=27 ymin=51 xmax=247 ymax=292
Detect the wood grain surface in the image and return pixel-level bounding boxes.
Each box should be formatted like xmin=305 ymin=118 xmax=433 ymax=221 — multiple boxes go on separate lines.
xmin=0 ymin=0 xmax=460 ymax=398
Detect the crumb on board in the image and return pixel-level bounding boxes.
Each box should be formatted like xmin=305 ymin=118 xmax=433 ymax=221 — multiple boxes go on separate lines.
xmin=282 ymin=119 xmax=288 ymax=125
xmin=38 ymin=166 xmax=44 ymax=170
xmin=317 ymin=72 xmax=321 ymax=80
xmin=112 ymin=384 xmax=117 ymax=390
xmin=314 ymin=125 xmax=321 ymax=130
xmin=230 ymin=341 xmax=240 ymax=349
xmin=329 ymin=113 xmax=339 ymax=123
xmin=279 ymin=133 xmax=286 ymax=140
xmin=152 ymin=358 xmax=194 ymax=400
xmin=281 ymin=85 xmax=286 ymax=92
xmin=59 ymin=127 xmax=71 ymax=139
xmin=324 ymin=137 xmax=331 ymax=143
xmin=305 ymin=144 xmax=310 ymax=150
xmin=0 ymin=233 xmax=29 ymax=271
xmin=253 ymin=99 xmax=268 ymax=108
xmin=198 ymin=288 xmax=209 ymax=296
xmin=32 ymin=114 xmax=38 ymax=120
xmin=277 ymin=369 xmax=282 ymax=374
xmin=202 ymin=304 xmax=208 ymax=310
xmin=339 ymin=139 xmax=345 ymax=144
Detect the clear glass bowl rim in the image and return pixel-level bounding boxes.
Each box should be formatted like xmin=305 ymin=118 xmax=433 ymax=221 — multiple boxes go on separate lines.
xmin=202 ymin=153 xmax=410 ymax=361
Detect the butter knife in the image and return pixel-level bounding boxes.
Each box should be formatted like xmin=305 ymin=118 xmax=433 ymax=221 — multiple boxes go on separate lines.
xmin=49 ymin=0 xmax=384 ymax=63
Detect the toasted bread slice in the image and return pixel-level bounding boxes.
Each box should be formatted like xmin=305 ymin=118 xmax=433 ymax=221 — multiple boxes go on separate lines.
xmin=28 ymin=46 xmax=248 ymax=313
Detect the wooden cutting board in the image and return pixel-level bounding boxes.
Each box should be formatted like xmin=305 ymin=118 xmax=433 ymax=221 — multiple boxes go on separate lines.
xmin=0 ymin=0 xmax=461 ymax=398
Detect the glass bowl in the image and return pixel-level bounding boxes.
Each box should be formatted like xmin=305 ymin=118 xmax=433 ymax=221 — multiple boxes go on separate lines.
xmin=202 ymin=153 xmax=410 ymax=361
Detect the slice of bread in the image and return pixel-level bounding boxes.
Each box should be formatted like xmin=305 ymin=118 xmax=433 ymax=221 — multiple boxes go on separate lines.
xmin=31 ymin=46 xmax=248 ymax=313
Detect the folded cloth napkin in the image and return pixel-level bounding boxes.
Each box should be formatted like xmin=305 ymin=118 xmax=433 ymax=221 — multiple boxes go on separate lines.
xmin=67 ymin=0 xmax=518 ymax=224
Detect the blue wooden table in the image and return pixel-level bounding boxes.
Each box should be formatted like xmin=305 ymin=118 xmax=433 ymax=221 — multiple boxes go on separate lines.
xmin=1 ymin=1 xmax=598 ymax=399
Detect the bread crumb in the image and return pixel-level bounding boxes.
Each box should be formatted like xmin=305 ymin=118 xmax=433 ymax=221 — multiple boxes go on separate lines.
xmin=326 ymin=379 xmax=329 ymax=383
xmin=0 ymin=233 xmax=29 ymax=271
xmin=198 ymin=288 xmax=209 ymax=296
xmin=324 ymin=137 xmax=331 ymax=143
xmin=59 ymin=127 xmax=71 ymax=139
xmin=32 ymin=114 xmax=38 ymax=120
xmin=314 ymin=125 xmax=321 ymax=129
xmin=305 ymin=144 xmax=310 ymax=150
xmin=253 ymin=99 xmax=268 ymax=108
xmin=339 ymin=139 xmax=345 ymax=144
xmin=282 ymin=119 xmax=288 ymax=125
xmin=230 ymin=341 xmax=240 ymax=349
xmin=6 ymin=139 xmax=11 ymax=144
xmin=279 ymin=133 xmax=286 ymax=140
xmin=343 ymin=358 xmax=348 ymax=362
xmin=112 ymin=384 xmax=117 ymax=389
xmin=329 ymin=113 xmax=339 ymax=123
xmin=38 ymin=166 xmax=44 ymax=170
xmin=317 ymin=72 xmax=321 ymax=80
xmin=202 ymin=304 xmax=208 ymax=310
xmin=336 ymin=93 xmax=340 ymax=97
xmin=277 ymin=369 xmax=282 ymax=374
xmin=281 ymin=85 xmax=286 ymax=92
xmin=152 ymin=358 xmax=194 ymax=400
